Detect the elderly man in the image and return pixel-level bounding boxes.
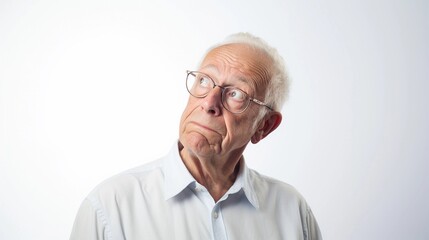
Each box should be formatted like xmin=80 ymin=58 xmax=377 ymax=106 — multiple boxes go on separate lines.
xmin=70 ymin=33 xmax=322 ymax=240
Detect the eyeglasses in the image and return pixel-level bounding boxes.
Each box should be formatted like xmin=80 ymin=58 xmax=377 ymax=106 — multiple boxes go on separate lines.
xmin=185 ymin=70 xmax=273 ymax=114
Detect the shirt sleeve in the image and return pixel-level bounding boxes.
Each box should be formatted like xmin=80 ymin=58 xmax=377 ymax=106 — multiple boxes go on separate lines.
xmin=69 ymin=199 xmax=109 ymax=240
xmin=305 ymin=207 xmax=323 ymax=240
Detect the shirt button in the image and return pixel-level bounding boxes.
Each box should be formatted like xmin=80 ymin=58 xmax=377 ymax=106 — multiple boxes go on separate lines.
xmin=213 ymin=211 xmax=218 ymax=219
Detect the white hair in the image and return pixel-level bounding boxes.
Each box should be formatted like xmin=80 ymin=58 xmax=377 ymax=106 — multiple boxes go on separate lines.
xmin=205 ymin=32 xmax=289 ymax=115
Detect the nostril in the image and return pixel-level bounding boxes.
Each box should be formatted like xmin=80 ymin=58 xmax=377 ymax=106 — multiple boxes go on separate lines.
xmin=201 ymin=89 xmax=223 ymax=116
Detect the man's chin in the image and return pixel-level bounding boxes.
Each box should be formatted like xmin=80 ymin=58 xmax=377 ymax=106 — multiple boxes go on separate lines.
xmin=182 ymin=133 xmax=222 ymax=157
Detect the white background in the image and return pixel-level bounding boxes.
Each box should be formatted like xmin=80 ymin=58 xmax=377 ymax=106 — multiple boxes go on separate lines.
xmin=1 ymin=0 xmax=428 ymax=239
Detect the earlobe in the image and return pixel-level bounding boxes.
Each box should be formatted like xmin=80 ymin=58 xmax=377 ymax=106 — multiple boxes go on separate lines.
xmin=251 ymin=130 xmax=263 ymax=144
xmin=251 ymin=112 xmax=282 ymax=144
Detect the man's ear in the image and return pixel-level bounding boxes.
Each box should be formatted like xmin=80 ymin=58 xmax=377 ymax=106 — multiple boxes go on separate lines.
xmin=251 ymin=111 xmax=282 ymax=144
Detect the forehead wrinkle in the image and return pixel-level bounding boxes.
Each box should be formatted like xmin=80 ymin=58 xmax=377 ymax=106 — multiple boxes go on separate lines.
xmin=200 ymin=63 xmax=255 ymax=92
xmin=245 ymin=61 xmax=271 ymax=98
xmin=201 ymin=44 xmax=272 ymax=97
xmin=228 ymin=54 xmax=271 ymax=98
xmin=199 ymin=64 xmax=220 ymax=75
xmin=201 ymin=66 xmax=256 ymax=95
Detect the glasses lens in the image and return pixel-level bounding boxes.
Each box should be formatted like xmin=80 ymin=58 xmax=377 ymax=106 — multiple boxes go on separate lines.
xmin=222 ymin=87 xmax=250 ymax=113
xmin=186 ymin=72 xmax=214 ymax=97
xmin=185 ymin=71 xmax=253 ymax=114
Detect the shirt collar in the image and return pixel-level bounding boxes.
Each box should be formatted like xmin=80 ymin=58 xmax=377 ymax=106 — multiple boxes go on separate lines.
xmin=163 ymin=141 xmax=260 ymax=209
xmin=238 ymin=157 xmax=260 ymax=209
xmin=163 ymin=141 xmax=196 ymax=200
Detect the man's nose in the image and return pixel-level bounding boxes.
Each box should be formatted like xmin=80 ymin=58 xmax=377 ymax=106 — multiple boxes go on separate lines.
xmin=201 ymin=87 xmax=223 ymax=116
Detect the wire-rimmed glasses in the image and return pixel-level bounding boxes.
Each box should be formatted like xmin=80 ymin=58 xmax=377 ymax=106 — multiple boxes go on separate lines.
xmin=186 ymin=70 xmax=272 ymax=114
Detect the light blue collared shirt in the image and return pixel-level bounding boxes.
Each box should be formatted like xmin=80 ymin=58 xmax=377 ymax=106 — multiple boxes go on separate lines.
xmin=70 ymin=142 xmax=322 ymax=240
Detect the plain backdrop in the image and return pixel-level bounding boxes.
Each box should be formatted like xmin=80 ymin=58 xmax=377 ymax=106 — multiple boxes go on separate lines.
xmin=1 ymin=0 xmax=428 ymax=239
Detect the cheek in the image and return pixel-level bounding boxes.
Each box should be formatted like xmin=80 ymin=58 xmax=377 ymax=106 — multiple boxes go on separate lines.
xmin=182 ymin=98 xmax=198 ymax=114
xmin=234 ymin=110 xmax=261 ymax=133
xmin=225 ymin=116 xmax=255 ymax=137
xmin=180 ymin=100 xmax=199 ymax=126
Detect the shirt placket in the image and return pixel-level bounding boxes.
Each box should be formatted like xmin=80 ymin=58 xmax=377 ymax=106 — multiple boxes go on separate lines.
xmin=193 ymin=184 xmax=228 ymax=240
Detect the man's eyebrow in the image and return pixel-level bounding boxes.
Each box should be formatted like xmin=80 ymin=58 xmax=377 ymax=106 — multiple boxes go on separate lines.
xmin=200 ymin=64 xmax=255 ymax=91
xmin=200 ymin=64 xmax=220 ymax=74
xmin=201 ymin=65 xmax=247 ymax=83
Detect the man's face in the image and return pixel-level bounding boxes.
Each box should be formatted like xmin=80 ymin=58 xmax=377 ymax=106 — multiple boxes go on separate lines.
xmin=179 ymin=43 xmax=272 ymax=160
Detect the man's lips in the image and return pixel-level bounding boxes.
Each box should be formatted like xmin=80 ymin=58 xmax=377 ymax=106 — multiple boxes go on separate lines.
xmin=189 ymin=121 xmax=219 ymax=133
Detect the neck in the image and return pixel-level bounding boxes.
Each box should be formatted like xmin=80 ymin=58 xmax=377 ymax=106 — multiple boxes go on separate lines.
xmin=180 ymin=147 xmax=243 ymax=202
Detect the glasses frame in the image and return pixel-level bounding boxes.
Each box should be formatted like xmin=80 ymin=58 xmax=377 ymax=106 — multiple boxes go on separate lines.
xmin=186 ymin=70 xmax=273 ymax=114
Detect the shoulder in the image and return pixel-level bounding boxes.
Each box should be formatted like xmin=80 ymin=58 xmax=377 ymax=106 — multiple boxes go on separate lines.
xmin=248 ymin=168 xmax=309 ymax=208
xmin=248 ymin=168 xmax=323 ymax=239
xmin=86 ymin=158 xmax=166 ymax=205
xmin=70 ymin=158 xmax=170 ymax=240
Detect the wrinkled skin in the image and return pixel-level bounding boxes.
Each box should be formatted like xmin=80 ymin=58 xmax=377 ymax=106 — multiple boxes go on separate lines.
xmin=178 ymin=43 xmax=282 ymax=201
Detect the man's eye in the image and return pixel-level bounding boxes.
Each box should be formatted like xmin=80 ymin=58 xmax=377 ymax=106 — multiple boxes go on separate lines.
xmin=198 ymin=77 xmax=211 ymax=87
xmin=228 ymin=89 xmax=245 ymax=101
